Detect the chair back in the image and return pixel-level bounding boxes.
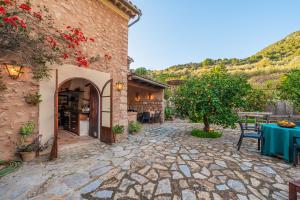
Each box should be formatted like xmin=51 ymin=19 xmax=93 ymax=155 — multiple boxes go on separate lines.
xmin=238 ymin=121 xmax=245 ymax=134
xmin=143 ymin=112 xmax=150 ymax=120
xmin=137 ymin=113 xmax=143 ymax=122
xmin=154 ymin=111 xmax=161 ymax=118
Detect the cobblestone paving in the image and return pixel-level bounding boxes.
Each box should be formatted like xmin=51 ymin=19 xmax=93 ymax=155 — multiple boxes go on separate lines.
xmin=1 ymin=122 xmax=300 ymax=200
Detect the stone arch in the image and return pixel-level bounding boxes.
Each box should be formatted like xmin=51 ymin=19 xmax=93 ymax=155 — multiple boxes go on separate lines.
xmin=39 ymin=64 xmax=111 ymax=144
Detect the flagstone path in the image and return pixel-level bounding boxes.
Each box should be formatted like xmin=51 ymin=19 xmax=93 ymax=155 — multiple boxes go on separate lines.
xmin=0 ymin=121 xmax=300 ymax=200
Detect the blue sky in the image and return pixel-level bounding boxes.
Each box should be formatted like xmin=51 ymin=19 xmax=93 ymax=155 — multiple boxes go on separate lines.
xmin=128 ymin=0 xmax=300 ymax=70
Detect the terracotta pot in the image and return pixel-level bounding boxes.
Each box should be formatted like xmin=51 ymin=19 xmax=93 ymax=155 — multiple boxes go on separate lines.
xmin=114 ymin=134 xmax=123 ymax=142
xmin=20 ymin=152 xmax=36 ymax=162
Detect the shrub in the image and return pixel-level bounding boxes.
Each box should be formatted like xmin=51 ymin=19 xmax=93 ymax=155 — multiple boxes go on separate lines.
xmin=243 ymin=88 xmax=268 ymax=111
xmin=24 ymin=92 xmax=42 ymax=105
xmin=112 ymin=125 xmax=125 ymax=135
xmin=128 ymin=121 xmax=142 ymax=133
xmin=165 ymin=107 xmax=173 ymax=120
xmin=191 ymin=129 xmax=222 ymax=138
xmin=20 ymin=122 xmax=35 ymax=137
xmin=278 ymin=69 xmax=300 ymax=111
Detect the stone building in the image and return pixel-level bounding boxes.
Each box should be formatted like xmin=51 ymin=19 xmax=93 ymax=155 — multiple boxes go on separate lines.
xmin=0 ymin=0 xmax=145 ymax=160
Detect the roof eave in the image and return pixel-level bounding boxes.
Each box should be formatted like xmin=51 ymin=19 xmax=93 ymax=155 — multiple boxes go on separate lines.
xmin=129 ymin=73 xmax=168 ymax=89
xmin=108 ymin=0 xmax=142 ymax=18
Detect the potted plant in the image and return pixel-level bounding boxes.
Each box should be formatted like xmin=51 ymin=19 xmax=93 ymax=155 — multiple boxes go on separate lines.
xmin=18 ymin=122 xmax=37 ymax=161
xmin=128 ymin=121 xmax=142 ymax=134
xmin=17 ymin=138 xmax=40 ymax=162
xmin=24 ymin=92 xmax=42 ymax=105
xmin=112 ymin=124 xmax=125 ymax=141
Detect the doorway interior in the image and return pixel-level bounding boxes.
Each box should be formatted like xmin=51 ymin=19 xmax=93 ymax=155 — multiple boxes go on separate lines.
xmin=58 ymin=78 xmax=99 ymax=145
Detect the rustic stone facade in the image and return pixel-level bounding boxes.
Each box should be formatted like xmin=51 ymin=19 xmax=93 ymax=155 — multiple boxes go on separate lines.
xmin=0 ymin=0 xmax=136 ymax=159
xmin=0 ymin=68 xmax=39 ymax=160
xmin=32 ymin=0 xmax=130 ymax=127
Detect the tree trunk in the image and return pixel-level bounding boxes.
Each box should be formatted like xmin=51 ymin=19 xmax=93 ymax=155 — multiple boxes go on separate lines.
xmin=203 ymin=115 xmax=210 ymax=132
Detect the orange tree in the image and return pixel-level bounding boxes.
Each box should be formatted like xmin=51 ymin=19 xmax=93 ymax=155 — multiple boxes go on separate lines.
xmin=0 ymin=0 xmax=96 ymax=82
xmin=173 ymin=67 xmax=251 ymax=132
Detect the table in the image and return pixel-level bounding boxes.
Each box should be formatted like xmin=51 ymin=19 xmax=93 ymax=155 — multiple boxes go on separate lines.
xmin=262 ymin=124 xmax=300 ymax=162
xmin=289 ymin=180 xmax=300 ymax=200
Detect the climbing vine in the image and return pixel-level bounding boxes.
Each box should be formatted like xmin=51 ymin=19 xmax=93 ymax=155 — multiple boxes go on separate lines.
xmin=0 ymin=0 xmax=96 ymax=81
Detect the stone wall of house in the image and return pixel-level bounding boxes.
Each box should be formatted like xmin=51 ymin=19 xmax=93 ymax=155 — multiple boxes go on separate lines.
xmin=0 ymin=0 xmax=131 ymax=159
xmin=31 ymin=0 xmax=130 ymax=128
xmin=0 ymin=68 xmax=39 ymax=160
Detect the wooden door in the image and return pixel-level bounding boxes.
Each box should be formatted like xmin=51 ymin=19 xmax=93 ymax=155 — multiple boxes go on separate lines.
xmin=100 ymin=79 xmax=114 ymax=143
xmin=89 ymin=86 xmax=99 ymax=138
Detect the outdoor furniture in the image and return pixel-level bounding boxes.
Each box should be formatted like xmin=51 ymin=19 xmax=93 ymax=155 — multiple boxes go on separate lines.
xmin=237 ymin=121 xmax=262 ymax=151
xmin=289 ymin=180 xmax=300 ymax=200
xmin=151 ymin=111 xmax=161 ymax=123
xmin=261 ymin=124 xmax=300 ymax=162
xmin=141 ymin=112 xmax=151 ymax=123
xmin=137 ymin=113 xmax=143 ymax=122
xmin=293 ymin=136 xmax=300 ymax=166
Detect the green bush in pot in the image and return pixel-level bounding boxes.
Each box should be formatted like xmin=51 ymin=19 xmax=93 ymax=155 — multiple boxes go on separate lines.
xmin=18 ymin=122 xmax=37 ymax=162
xmin=128 ymin=121 xmax=142 ymax=134
xmin=112 ymin=125 xmax=125 ymax=135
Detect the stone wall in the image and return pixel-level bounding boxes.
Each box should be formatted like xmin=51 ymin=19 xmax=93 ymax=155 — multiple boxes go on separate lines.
xmin=0 ymin=0 xmax=131 ymax=159
xmin=30 ymin=0 xmax=130 ymax=128
xmin=0 ymin=68 xmax=39 ymax=160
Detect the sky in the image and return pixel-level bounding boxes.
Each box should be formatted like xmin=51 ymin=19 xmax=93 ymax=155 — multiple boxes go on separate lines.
xmin=128 ymin=0 xmax=300 ymax=70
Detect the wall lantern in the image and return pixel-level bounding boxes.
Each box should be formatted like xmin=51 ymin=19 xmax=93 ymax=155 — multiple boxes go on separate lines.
xmin=4 ymin=64 xmax=24 ymax=80
xmin=116 ymin=81 xmax=125 ymax=91
xmin=148 ymin=92 xmax=154 ymax=100
xmin=135 ymin=93 xmax=141 ymax=101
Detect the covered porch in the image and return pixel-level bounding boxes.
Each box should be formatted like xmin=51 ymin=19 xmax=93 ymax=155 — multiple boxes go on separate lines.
xmin=127 ymin=73 xmax=167 ymax=123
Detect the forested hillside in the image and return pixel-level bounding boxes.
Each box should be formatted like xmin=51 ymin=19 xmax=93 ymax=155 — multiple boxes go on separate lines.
xmin=146 ymin=31 xmax=300 ymax=91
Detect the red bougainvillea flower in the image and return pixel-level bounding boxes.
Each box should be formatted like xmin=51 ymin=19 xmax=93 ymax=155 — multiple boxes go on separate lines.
xmin=3 ymin=16 xmax=19 ymax=28
xmin=33 ymin=12 xmax=42 ymax=20
xmin=19 ymin=20 xmax=27 ymax=28
xmin=0 ymin=7 xmax=6 ymax=15
xmin=63 ymin=53 xmax=69 ymax=59
xmin=77 ymin=57 xmax=89 ymax=67
xmin=45 ymin=36 xmax=57 ymax=48
xmin=19 ymin=4 xmax=31 ymax=11
xmin=4 ymin=0 xmax=11 ymax=5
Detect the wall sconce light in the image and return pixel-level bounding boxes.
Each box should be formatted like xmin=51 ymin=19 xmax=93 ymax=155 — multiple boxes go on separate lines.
xmin=148 ymin=93 xmax=154 ymax=100
xmin=135 ymin=93 xmax=141 ymax=101
xmin=116 ymin=81 xmax=124 ymax=91
xmin=4 ymin=64 xmax=24 ymax=80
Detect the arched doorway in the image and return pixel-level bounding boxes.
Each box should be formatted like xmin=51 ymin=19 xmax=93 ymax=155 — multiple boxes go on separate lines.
xmin=38 ymin=65 xmax=113 ymax=159
xmin=57 ymin=78 xmax=100 ymax=145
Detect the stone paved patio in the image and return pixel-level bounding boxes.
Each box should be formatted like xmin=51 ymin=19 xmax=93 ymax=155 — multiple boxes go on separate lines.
xmin=1 ymin=122 xmax=300 ymax=200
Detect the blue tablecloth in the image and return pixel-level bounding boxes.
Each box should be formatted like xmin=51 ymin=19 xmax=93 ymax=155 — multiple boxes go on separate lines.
xmin=262 ymin=124 xmax=300 ymax=162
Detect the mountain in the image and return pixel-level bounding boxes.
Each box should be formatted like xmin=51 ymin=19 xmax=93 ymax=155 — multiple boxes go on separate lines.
xmin=148 ymin=31 xmax=300 ymax=90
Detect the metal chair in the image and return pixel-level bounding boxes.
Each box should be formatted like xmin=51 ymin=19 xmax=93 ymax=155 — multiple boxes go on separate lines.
xmin=293 ymin=136 xmax=300 ymax=166
xmin=240 ymin=116 xmax=259 ymax=131
xmin=141 ymin=112 xmax=151 ymax=123
xmin=151 ymin=111 xmax=161 ymax=123
xmin=237 ymin=121 xmax=262 ymax=151
xmin=137 ymin=113 xmax=143 ymax=122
